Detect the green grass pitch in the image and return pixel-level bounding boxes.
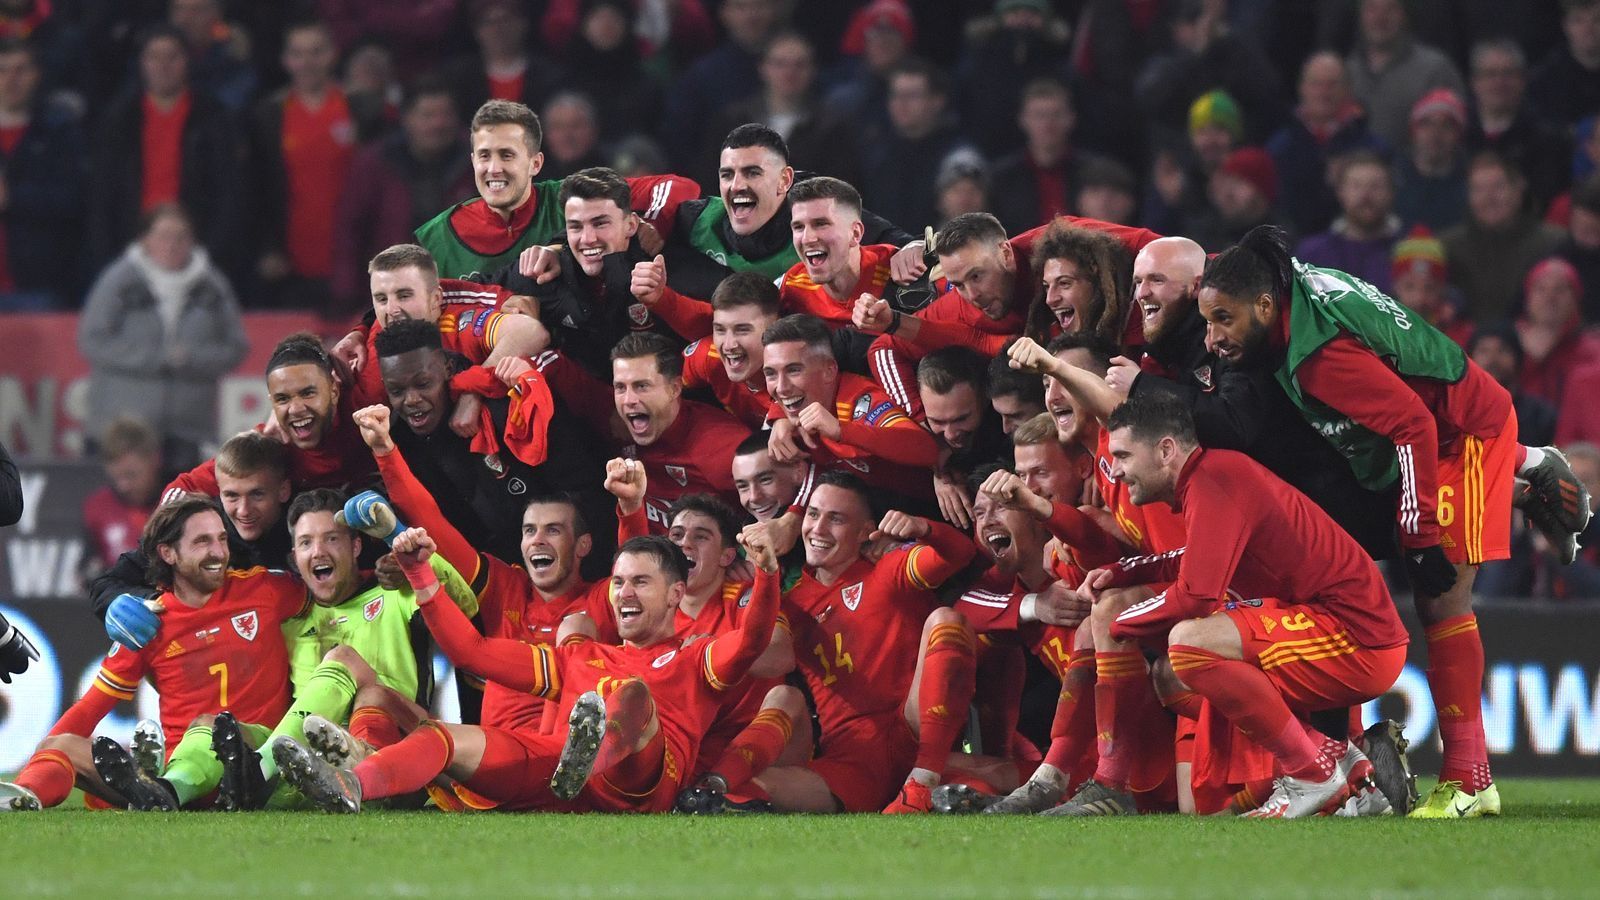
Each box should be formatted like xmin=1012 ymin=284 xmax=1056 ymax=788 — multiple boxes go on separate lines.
xmin=4 ymin=778 xmax=1597 ymax=898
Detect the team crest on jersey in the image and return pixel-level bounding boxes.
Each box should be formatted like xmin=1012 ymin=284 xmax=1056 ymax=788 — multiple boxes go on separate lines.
xmin=652 ymin=649 xmax=678 ymax=668
xmin=843 ymin=458 xmax=870 ymax=474
xmin=1098 ymin=455 xmax=1117 ymax=482
xmin=852 ymin=394 xmax=872 ymax=420
xmin=508 ymin=477 xmax=527 ymax=496
xmin=363 ymin=596 xmax=383 ymax=622
xmin=684 ymin=339 xmax=701 ymax=356
xmin=1193 ymin=365 xmax=1214 ymax=390
xmin=841 ymin=582 xmax=864 ymax=611
xmin=665 ymin=465 xmax=688 ymax=486
xmin=628 ymin=303 xmax=651 ymax=326
xmin=737 ymin=589 xmax=752 ymax=608
xmin=231 ymin=611 xmax=260 ymax=642
xmin=484 ymin=453 xmax=506 ymax=476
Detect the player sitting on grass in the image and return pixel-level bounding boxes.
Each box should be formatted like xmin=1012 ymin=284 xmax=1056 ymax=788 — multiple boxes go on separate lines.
xmin=90 ymin=488 xmax=478 ymax=811
xmin=0 ymin=498 xmax=309 ymax=811
xmin=275 ymin=528 xmax=782 ymax=813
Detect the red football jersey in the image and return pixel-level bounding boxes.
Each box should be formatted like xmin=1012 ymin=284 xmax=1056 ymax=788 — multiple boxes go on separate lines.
xmin=1094 ymin=428 xmax=1186 ymax=554
xmin=672 ymin=578 xmax=790 ymax=768
xmin=768 ymin=372 xmax=938 ymax=499
xmin=96 ymin=567 xmax=307 ymax=748
xmin=955 ymin=566 xmax=1077 ymax=679
xmin=628 ymin=400 xmax=750 ymax=532
xmin=681 ymin=337 xmax=774 ymax=429
xmin=353 ymin=279 xmax=517 ymax=407
xmin=779 ymin=244 xmax=897 ymax=328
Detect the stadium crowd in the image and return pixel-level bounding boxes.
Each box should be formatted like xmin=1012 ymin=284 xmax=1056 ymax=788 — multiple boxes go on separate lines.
xmin=0 ymin=0 xmax=1596 ymax=821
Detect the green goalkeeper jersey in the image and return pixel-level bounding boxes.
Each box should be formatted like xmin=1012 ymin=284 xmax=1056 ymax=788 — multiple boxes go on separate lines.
xmin=280 ymin=555 xmax=479 ymax=706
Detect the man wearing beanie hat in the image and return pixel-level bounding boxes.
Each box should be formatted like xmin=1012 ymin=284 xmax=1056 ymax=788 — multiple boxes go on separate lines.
xmin=1185 ymin=146 xmax=1285 ymax=251
xmin=1187 ymin=89 xmax=1242 ymax=174
xmin=1515 ymin=256 xmax=1600 ymax=408
xmin=1392 ymin=226 xmax=1475 ymax=346
xmin=1296 ymin=150 xmax=1404 ymax=293
xmin=1345 ymin=0 xmax=1467 ymax=149
xmin=1396 ymin=87 xmax=1471 ymax=231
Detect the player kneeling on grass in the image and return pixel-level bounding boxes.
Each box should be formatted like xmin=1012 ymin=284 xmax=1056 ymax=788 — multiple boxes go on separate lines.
xmin=1094 ymin=394 xmax=1409 ymax=818
xmin=0 ymin=498 xmax=309 ymax=812
xmin=91 ymin=489 xmax=478 ymax=811
xmin=275 ymin=527 xmax=782 ymax=813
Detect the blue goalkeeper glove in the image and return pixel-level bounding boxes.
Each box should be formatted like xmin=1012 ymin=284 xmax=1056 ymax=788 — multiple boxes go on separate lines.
xmin=106 ymin=593 xmax=160 ymax=651
xmin=337 ymin=490 xmax=406 ymax=545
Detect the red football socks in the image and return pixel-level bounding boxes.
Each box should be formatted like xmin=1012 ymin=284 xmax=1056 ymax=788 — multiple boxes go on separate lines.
xmin=1169 ymin=645 xmax=1332 ymax=781
xmin=1161 ymin=688 xmax=1203 ymax=721
xmin=349 ymin=705 xmax=403 ymax=750
xmin=913 ymin=621 xmax=977 ymax=775
xmin=354 ymin=720 xmax=454 ymax=800
xmin=1043 ymin=646 xmax=1096 ymax=772
xmin=1090 ymin=650 xmax=1148 ymax=790
xmin=1426 ymin=614 xmax=1492 ymax=792
xmin=710 ymin=707 xmax=793 ymax=791
xmin=15 ymin=748 xmax=74 ymax=808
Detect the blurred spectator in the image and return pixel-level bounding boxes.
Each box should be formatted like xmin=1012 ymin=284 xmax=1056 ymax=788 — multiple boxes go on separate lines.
xmin=1186 ymin=145 xmax=1284 ymax=252
xmin=1074 ymin=158 xmax=1139 ymax=226
xmin=330 ymin=80 xmax=473 ymax=319
xmin=1466 ymin=38 xmax=1570 ymax=212
xmin=561 ymin=1 xmax=665 ymax=142
xmin=0 ymin=0 xmax=84 ymax=106
xmin=1269 ymin=51 xmax=1386 ymax=236
xmin=77 ymin=204 xmax=247 ymax=461
xmin=610 ymin=133 xmax=670 ymax=177
xmin=934 ymin=157 xmax=988 ymax=228
xmin=1391 ymin=226 xmax=1473 ymax=346
xmin=1469 ymin=324 xmax=1558 ymax=448
xmin=1187 ymin=89 xmax=1241 ymax=176
xmin=1344 ymin=0 xmax=1466 ymax=151
xmin=0 ymin=38 xmax=84 ymax=309
xmin=168 ymin=0 xmax=256 ymax=114
xmin=541 ymin=0 xmax=716 ymax=60
xmin=1515 ymin=256 xmax=1600 ymax=407
xmin=1393 ymin=88 xmax=1469 ymax=232
xmin=661 ymin=0 xmax=783 ymax=168
xmin=439 ymin=0 xmax=564 ymax=119
xmin=1556 ymin=363 xmax=1600 ymax=445
xmin=342 ymin=37 xmax=401 ymax=142
xmin=862 ymin=58 xmax=981 ymax=234
xmin=989 ymin=79 xmax=1106 ymax=235
xmin=1442 ymin=151 xmax=1564 ymax=322
xmin=954 ymin=0 xmax=1073 ymax=159
xmin=89 ymin=25 xmax=245 ymax=287
xmin=82 ymin=417 xmax=163 ymax=572
xmin=540 ymin=92 xmax=606 ymax=181
xmin=251 ymin=20 xmax=355 ymax=311
xmin=1528 ymin=0 xmax=1600 ymax=130
xmin=1136 ymin=0 xmax=1287 ymax=144
xmin=1295 ymin=150 xmax=1402 ymax=292
xmin=823 ymin=0 xmax=914 ymax=132
xmin=1558 ymin=173 xmax=1600 ymax=320
xmin=1140 ymin=91 xmax=1236 ymax=235
xmin=316 ymin=0 xmax=462 ymax=71
xmin=713 ymin=31 xmax=861 ymax=188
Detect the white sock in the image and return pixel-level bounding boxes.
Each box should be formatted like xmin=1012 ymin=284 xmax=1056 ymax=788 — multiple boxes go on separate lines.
xmin=908 ymin=767 xmax=939 ymax=787
xmin=1519 ymin=446 xmax=1546 ymax=475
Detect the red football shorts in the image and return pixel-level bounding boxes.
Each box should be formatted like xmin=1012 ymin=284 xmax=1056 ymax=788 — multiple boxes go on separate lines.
xmin=1436 ymin=406 xmax=1516 ymax=565
xmin=806 ymin=714 xmax=919 ymax=812
xmin=448 ymin=727 xmax=565 ymax=812
xmin=1224 ymin=598 xmax=1406 ymax=712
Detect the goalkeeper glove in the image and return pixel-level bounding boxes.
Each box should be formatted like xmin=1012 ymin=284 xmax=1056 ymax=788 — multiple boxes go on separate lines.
xmin=337 ymin=490 xmax=406 ymax=544
xmin=107 ymin=593 xmax=161 ymax=650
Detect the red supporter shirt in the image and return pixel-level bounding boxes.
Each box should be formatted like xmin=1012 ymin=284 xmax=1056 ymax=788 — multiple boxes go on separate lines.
xmin=1107 ymin=449 xmax=1408 ymax=650
xmin=680 ymin=337 xmax=773 ymax=429
xmin=779 ymin=244 xmax=897 ymax=328
xmin=486 ymin=72 xmax=524 ymax=101
xmin=785 ymin=524 xmax=975 ymax=738
xmin=82 ymin=486 xmax=154 ymax=571
xmin=0 ymin=123 xmax=24 ymax=155
xmin=89 ymin=568 xmax=307 ymax=748
xmin=281 ymin=89 xmax=355 ymax=278
xmin=140 ymin=91 xmax=190 ymax=212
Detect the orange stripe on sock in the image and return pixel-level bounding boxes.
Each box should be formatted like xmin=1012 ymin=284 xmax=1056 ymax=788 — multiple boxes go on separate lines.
xmin=1425 ymin=616 xmax=1478 ymax=642
xmin=751 ymin=708 xmax=794 ymax=743
xmin=928 ymin=623 xmax=976 ymax=651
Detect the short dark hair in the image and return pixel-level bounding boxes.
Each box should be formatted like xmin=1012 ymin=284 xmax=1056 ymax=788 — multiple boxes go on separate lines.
xmin=935 ymin=212 xmax=1008 ymax=256
xmin=142 ymin=495 xmax=224 ymax=588
xmin=811 ymin=469 xmax=877 ymax=518
xmin=760 ymin=313 xmax=833 ymax=353
xmin=617 ymin=534 xmax=690 ymax=584
xmin=523 ymin=491 xmax=591 ymax=537
xmin=667 ymin=493 xmax=743 ymax=549
xmin=1467 ymin=149 xmax=1526 ymax=186
xmin=1021 ymin=77 xmax=1071 ymax=109
xmin=287 ymin=488 xmax=349 ymax=531
xmin=1106 ymin=394 xmax=1198 ymax=448
xmin=1045 ymin=331 xmax=1117 ymax=372
xmin=216 ymin=431 xmax=290 ymax=482
xmin=559 ymin=166 xmax=631 ymax=213
xmin=918 ymin=346 xmax=988 ymax=397
xmin=711 ymin=270 xmax=782 ymax=317
xmin=1467 ymin=322 xmax=1525 ymax=371
xmin=735 ymin=431 xmax=774 ymax=456
xmin=788 ymin=176 xmax=862 ymax=218
xmin=722 ymin=122 xmax=789 ymax=165
xmin=966 ymin=461 xmax=1008 ymax=495
xmin=266 ymin=333 xmax=336 ymax=380
xmin=888 ymin=57 xmax=949 ymax=97
xmin=136 ymin=23 xmax=187 ymax=58
xmin=402 ymin=74 xmax=457 ymax=113
xmin=611 ymin=332 xmax=684 ymax=379
xmin=1198 ymin=224 xmax=1294 ymax=307
xmin=374 ymin=318 xmax=445 ymax=359
xmin=988 ymin=341 xmax=1043 ymax=404
xmin=471 ymin=99 xmax=542 ymax=153
xmin=368 ymin=243 xmax=438 ymax=279
xmin=1025 ymin=221 xmax=1132 ymax=345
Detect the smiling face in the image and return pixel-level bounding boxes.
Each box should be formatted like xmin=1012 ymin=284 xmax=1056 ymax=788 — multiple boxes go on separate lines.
xmin=972 ymin=490 xmax=1045 ymax=575
xmin=941 ymin=240 xmax=1017 ymax=321
xmin=922 ymin=382 xmax=984 ymax=450
xmin=380 ymin=347 xmax=452 ymax=436
xmin=612 ymin=354 xmax=682 ymax=446
xmin=762 ymin=339 xmax=837 ymax=421
xmin=565 ymin=195 xmax=637 ymax=278
xmin=521 ymin=501 xmax=590 ymax=595
xmin=992 ymin=391 xmax=1045 ymax=436
xmin=1198 ymin=287 xmax=1275 ymax=366
xmin=217 ymin=467 xmax=291 ymax=543
xmin=1045 ymin=347 xmax=1100 ymax=447
xmin=668 ymin=510 xmax=737 ymax=596
xmin=370 ymin=265 xmax=442 ymax=328
xmin=791 ymin=197 xmax=863 ymax=287
xmin=161 ymin=509 xmax=230 ymax=596
xmin=719 ymin=144 xmax=793 ymax=236
xmin=1132 ymin=239 xmax=1204 ymax=344
xmin=292 ymin=510 xmax=362 ymax=606
xmin=609 ymin=550 xmax=685 ymax=645
xmin=268 ymin=363 xmax=340 ymax=450
xmin=1013 ymin=439 xmax=1084 ymax=503
xmin=1107 ymin=427 xmax=1175 ymax=506
xmin=712 ymin=303 xmax=775 ymax=384
xmin=732 ymin=448 xmax=803 ymax=520
xmin=800 ymin=484 xmax=873 ymax=577
xmin=472 ymin=123 xmax=542 ymax=214
xmin=1040 ymin=257 xmax=1098 ymax=334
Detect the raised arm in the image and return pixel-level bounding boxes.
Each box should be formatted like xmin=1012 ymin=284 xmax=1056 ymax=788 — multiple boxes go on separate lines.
xmin=701 ymin=527 xmax=782 ymax=691
xmin=354 ymin=404 xmax=482 ymax=581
